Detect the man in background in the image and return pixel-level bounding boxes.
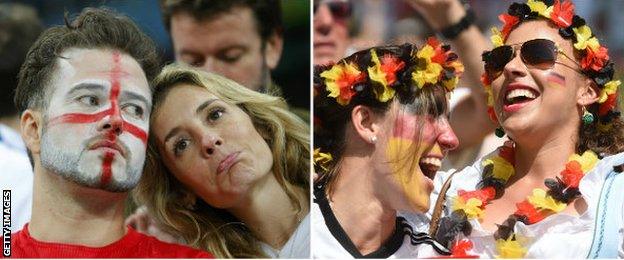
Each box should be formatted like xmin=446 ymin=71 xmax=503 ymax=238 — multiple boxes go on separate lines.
xmin=160 ymin=0 xmax=307 ymax=118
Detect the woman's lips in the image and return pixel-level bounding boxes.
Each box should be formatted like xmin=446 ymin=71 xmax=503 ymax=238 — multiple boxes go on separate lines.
xmin=217 ymin=151 xmax=241 ymax=175
xmin=502 ymin=83 xmax=540 ymax=113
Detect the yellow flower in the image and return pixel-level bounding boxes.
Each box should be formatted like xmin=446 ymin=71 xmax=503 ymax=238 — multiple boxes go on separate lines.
xmin=442 ymin=77 xmax=459 ymax=92
xmin=490 ymin=27 xmax=504 ymax=48
xmin=452 ymin=196 xmax=484 ymax=219
xmin=320 ymin=62 xmax=363 ymax=105
xmin=573 ymin=25 xmax=600 ymax=51
xmin=417 ymin=44 xmax=435 ymax=61
xmin=482 ymin=155 xmax=515 ymax=181
xmin=527 ymin=0 xmax=553 ymax=18
xmin=313 ymin=148 xmax=333 ymax=172
xmin=367 ymin=49 xmax=395 ymax=102
xmin=412 ymin=62 xmax=443 ymax=89
xmin=527 ymin=188 xmax=566 ymax=212
xmin=568 ymin=150 xmax=599 ymax=173
xmin=598 ymin=80 xmax=620 ymax=103
xmin=496 ymin=236 xmax=527 ymax=258
xmin=485 ymin=85 xmax=494 ymax=106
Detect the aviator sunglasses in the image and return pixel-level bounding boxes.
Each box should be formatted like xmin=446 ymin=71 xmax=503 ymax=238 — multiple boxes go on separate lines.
xmin=313 ymin=0 xmax=352 ymax=19
xmin=483 ymin=38 xmax=582 ymax=79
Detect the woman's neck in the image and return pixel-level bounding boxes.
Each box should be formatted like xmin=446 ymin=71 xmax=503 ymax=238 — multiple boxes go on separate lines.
xmin=229 ymin=172 xmax=308 ymax=250
xmin=510 ymin=129 xmax=578 ymax=184
xmin=329 ymin=155 xmax=397 ymax=256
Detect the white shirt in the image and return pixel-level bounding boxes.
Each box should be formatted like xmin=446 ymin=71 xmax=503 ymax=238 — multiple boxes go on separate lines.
xmin=261 ymin=213 xmax=310 ymax=258
xmin=311 ymin=190 xmax=448 ymax=258
xmin=0 ymin=124 xmax=33 ymax=232
xmin=429 ymin=150 xmax=624 ymax=258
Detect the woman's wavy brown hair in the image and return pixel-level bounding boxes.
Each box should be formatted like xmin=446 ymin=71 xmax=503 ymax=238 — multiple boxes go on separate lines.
xmin=134 ymin=64 xmax=309 ymax=258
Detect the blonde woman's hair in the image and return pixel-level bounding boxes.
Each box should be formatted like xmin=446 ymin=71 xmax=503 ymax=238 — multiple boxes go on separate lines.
xmin=134 ymin=64 xmax=310 ymax=258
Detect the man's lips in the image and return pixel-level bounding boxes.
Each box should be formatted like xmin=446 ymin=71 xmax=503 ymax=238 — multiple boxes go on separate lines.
xmin=90 ymin=140 xmax=125 ymax=157
xmin=217 ymin=152 xmax=241 ymax=175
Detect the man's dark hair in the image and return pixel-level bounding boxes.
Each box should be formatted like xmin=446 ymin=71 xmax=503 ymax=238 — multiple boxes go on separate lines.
xmin=14 ymin=7 xmax=161 ymax=114
xmin=0 ymin=3 xmax=43 ymax=117
xmin=160 ymin=0 xmax=283 ymax=42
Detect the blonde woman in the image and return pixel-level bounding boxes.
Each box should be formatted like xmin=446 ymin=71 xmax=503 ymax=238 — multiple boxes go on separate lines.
xmin=133 ymin=64 xmax=310 ymax=258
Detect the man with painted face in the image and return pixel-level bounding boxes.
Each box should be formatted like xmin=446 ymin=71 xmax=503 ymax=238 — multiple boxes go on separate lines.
xmin=5 ymin=8 xmax=212 ymax=258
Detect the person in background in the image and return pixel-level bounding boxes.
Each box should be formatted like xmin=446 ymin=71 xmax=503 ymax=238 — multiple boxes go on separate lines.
xmin=0 ymin=2 xmax=43 ymax=233
xmin=159 ymin=0 xmax=307 ymax=119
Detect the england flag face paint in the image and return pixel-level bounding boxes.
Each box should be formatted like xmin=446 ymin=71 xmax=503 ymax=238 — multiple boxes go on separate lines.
xmin=40 ymin=48 xmax=151 ymax=192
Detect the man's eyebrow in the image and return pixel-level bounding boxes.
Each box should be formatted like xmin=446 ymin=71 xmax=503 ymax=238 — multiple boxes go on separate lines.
xmin=66 ymin=83 xmax=106 ymax=96
xmin=120 ymin=91 xmax=152 ymax=109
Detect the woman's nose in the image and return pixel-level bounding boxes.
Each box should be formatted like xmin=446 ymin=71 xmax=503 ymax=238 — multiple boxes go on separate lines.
xmin=436 ymin=119 xmax=459 ymax=152
xmin=200 ymin=133 xmax=222 ymax=158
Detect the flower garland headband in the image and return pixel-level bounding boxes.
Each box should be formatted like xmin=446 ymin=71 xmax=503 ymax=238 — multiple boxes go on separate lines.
xmin=482 ymin=0 xmax=621 ymax=128
xmin=318 ymin=38 xmax=464 ymax=106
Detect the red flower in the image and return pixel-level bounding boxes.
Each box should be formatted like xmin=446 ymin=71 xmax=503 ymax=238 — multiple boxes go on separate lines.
xmin=499 ymin=14 xmax=519 ymax=40
xmin=458 ymin=187 xmax=496 ymax=206
xmin=599 ymin=94 xmax=617 ymax=116
xmin=561 ymin=160 xmax=584 ymax=188
xmin=487 ymin=107 xmax=498 ymax=123
xmin=550 ymin=0 xmax=575 ymax=28
xmin=481 ymin=72 xmax=492 ymax=86
xmin=427 ymin=37 xmax=448 ymax=64
xmin=379 ymin=54 xmax=406 ymax=85
xmin=515 ymin=200 xmax=545 ymax=224
xmin=581 ymin=46 xmax=609 ymax=71
xmin=450 ymin=239 xmax=475 ymax=258
xmin=499 ymin=145 xmax=515 ymax=166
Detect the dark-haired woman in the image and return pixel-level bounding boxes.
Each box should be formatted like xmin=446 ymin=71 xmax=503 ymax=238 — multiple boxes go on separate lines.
xmin=423 ymin=0 xmax=624 ymax=258
xmin=312 ymin=40 xmax=463 ymax=258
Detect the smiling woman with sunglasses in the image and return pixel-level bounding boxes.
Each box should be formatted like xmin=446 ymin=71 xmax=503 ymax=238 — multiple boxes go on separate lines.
xmin=428 ymin=0 xmax=624 ymax=258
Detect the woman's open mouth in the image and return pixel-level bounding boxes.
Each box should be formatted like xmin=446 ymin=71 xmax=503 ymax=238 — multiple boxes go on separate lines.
xmin=419 ymin=156 xmax=442 ymax=180
xmin=503 ymin=85 xmax=540 ymax=113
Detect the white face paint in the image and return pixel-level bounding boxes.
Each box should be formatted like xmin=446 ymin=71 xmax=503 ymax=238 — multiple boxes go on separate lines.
xmin=39 ymin=48 xmax=151 ymax=192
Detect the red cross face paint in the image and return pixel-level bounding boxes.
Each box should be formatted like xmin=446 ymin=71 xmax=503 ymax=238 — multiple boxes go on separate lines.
xmin=384 ymin=112 xmax=444 ymax=213
xmin=39 ymin=48 xmax=151 ymax=192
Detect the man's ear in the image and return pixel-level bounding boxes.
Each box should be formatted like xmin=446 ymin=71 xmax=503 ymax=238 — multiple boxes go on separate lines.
xmin=20 ymin=109 xmax=43 ymax=155
xmin=351 ymin=105 xmax=382 ymax=144
xmin=577 ymin=77 xmax=600 ymax=106
xmin=264 ymin=31 xmax=283 ymax=70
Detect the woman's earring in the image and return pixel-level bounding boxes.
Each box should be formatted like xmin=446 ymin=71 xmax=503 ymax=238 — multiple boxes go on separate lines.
xmin=369 ymin=135 xmax=377 ymax=143
xmin=495 ymin=126 xmax=505 ymax=138
xmin=582 ymin=106 xmax=594 ymax=125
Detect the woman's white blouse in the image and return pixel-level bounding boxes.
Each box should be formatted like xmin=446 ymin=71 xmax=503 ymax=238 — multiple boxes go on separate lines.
xmin=428 ymin=151 xmax=624 ymax=258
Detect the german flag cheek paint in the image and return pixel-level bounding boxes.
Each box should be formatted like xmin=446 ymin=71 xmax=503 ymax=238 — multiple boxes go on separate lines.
xmin=547 ymin=72 xmax=566 ymax=88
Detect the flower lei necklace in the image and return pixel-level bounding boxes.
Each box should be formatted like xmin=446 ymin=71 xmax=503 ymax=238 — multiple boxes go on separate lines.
xmin=436 ymin=140 xmax=599 ymax=258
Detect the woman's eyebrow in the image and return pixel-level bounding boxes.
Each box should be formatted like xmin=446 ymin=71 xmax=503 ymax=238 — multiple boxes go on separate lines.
xmin=195 ymin=98 xmax=219 ymax=115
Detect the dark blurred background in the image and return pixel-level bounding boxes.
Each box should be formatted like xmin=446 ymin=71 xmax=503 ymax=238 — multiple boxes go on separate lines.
xmin=9 ymin=0 xmax=310 ymax=110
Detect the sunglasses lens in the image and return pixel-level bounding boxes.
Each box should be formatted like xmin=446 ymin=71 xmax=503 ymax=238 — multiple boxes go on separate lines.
xmin=485 ymin=46 xmax=513 ymax=78
xmin=521 ymin=39 xmax=557 ymax=70
xmin=327 ymin=2 xmax=351 ymax=18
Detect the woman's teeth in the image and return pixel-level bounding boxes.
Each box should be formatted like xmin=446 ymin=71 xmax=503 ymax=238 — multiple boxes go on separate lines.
xmin=506 ymin=89 xmax=536 ymax=103
xmin=419 ymin=157 xmax=441 ymax=167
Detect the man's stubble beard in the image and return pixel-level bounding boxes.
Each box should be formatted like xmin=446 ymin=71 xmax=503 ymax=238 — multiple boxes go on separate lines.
xmin=39 ymin=121 xmax=143 ymax=192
